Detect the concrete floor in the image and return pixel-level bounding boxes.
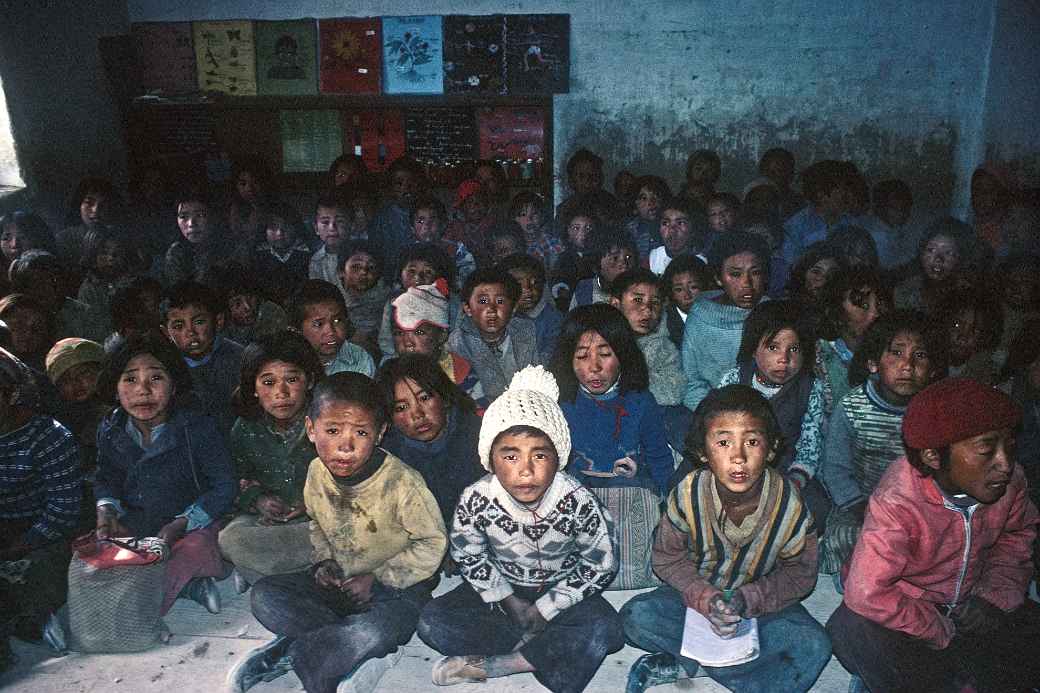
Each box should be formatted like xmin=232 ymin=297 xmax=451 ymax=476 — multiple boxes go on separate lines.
xmin=0 ymin=573 xmax=853 ymax=693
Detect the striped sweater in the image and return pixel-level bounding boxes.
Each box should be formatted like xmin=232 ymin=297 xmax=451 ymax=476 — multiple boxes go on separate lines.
xmin=652 ymin=467 xmax=818 ymax=618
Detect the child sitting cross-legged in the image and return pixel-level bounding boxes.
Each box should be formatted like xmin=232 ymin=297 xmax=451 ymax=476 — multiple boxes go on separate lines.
xmin=621 ymin=384 xmax=831 ymax=693
xmin=826 ymin=378 xmax=1040 ymax=692
xmin=231 ymin=372 xmax=447 ymax=693
xmin=417 ymin=366 xmax=623 ymax=691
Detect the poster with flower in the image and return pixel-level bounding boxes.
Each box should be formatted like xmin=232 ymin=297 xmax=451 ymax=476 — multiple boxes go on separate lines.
xmin=382 ymin=16 xmax=443 ymax=95
xmin=318 ymin=17 xmax=381 ymax=94
xmin=505 ymin=14 xmax=570 ymax=94
xmin=193 ymin=20 xmax=257 ymax=96
xmin=443 ymin=15 xmax=505 ymax=95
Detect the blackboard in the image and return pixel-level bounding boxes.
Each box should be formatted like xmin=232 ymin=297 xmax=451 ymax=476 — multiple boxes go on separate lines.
xmin=403 ymin=107 xmax=477 ymax=163
xmin=127 ymin=104 xmax=217 ymax=159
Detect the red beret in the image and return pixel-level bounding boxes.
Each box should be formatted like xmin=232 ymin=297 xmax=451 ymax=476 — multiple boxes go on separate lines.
xmin=902 ymin=378 xmax=1021 ymax=450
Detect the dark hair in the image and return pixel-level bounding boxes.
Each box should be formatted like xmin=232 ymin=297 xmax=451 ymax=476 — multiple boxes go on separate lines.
xmin=398 ymin=242 xmax=455 ymax=287
xmin=314 ymin=190 xmax=348 ymax=215
xmin=173 ymin=184 xmax=212 ymax=210
xmin=460 ymin=267 xmax=520 ymax=303
xmin=307 ymin=372 xmax=387 ymax=430
xmin=473 ymin=160 xmax=508 ymax=204
xmin=759 ymin=148 xmax=795 ymax=176
xmin=662 ymin=254 xmax=713 ymax=294
xmin=916 ymin=216 xmax=974 ymax=262
xmin=904 ymin=445 xmax=951 ymax=477
xmin=683 ymin=384 xmax=782 ymax=464
xmin=931 ymin=288 xmax=1005 ymax=354
xmin=587 ymin=226 xmax=638 ymax=269
xmin=0 ymin=294 xmax=54 ymax=344
xmin=550 ymin=303 xmax=649 ymax=402
xmin=410 ymin=195 xmax=447 ymax=228
xmin=288 ymin=280 xmax=349 ymax=330
xmin=1000 ymin=318 xmax=1040 ymax=384
xmin=203 ymin=261 xmax=265 ymax=307
xmin=566 ymin=148 xmax=603 ymax=180
xmin=817 ymin=267 xmax=892 ymax=341
xmin=97 ymin=331 xmax=194 ymax=407
xmin=848 ymin=309 xmax=942 ymax=387
xmin=609 ymin=268 xmax=661 ymax=299
xmin=81 ymin=226 xmax=134 ymax=275
xmin=786 ymin=241 xmax=843 ymax=299
xmin=336 ymin=239 xmax=382 ymax=275
xmin=497 ymin=253 xmax=546 ymax=283
xmin=66 ymin=177 xmax=117 ymax=226
xmin=111 ymin=276 xmax=163 ymax=333
xmin=376 ymin=353 xmax=476 ymax=420
xmin=231 ymin=157 xmax=273 ymax=193
xmin=327 ymin=154 xmax=369 ymax=188
xmin=873 ymin=179 xmax=913 ymax=208
xmin=828 ymin=225 xmax=879 ymax=270
xmin=234 ymin=330 xmax=324 ymax=419
xmin=801 ymin=160 xmax=850 ymax=204
xmin=706 ymin=230 xmax=770 ymax=273
xmin=737 ymin=299 xmax=817 ymax=367
xmin=707 ymin=191 xmax=741 ymax=212
xmin=161 ymin=281 xmax=223 ymax=322
xmin=0 ymin=210 xmax=56 ymax=255
xmin=258 ymin=200 xmax=304 ymax=241
xmin=633 ymin=175 xmax=671 ymax=204
xmin=508 ymin=190 xmax=545 ymax=220
xmin=685 ymin=150 xmax=721 ymax=183
xmin=486 ymin=222 xmax=527 ymax=251
xmin=387 ymin=156 xmax=427 ymax=186
xmin=659 ymin=195 xmax=694 ymax=218
xmin=560 ymin=202 xmax=597 ymax=246
xmin=8 ymin=249 xmax=62 ymax=287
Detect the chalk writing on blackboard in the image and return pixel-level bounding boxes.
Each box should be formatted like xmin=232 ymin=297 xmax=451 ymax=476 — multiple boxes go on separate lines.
xmin=403 ymin=108 xmax=477 ymax=163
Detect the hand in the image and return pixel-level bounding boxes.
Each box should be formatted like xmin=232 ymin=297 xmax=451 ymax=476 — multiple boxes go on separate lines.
xmin=313 ymin=559 xmax=346 ymax=590
xmin=707 ymin=592 xmax=744 ymax=638
xmin=157 ymin=517 xmax=188 ymax=545
xmin=281 ymin=506 xmax=306 ymax=522
xmin=953 ymin=596 xmax=1005 ymax=635
xmin=341 ymin=573 xmax=375 ymax=604
xmin=501 ymin=594 xmax=534 ymax=627
xmin=441 ymin=554 xmax=458 ymax=577
xmin=520 ymin=603 xmax=548 ymax=634
xmin=612 ymin=456 xmax=638 ymax=478
xmin=254 ymin=494 xmax=290 ymax=525
xmin=96 ymin=506 xmax=128 ymax=539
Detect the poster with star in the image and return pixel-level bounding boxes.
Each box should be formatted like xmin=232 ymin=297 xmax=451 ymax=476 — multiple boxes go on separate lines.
xmin=382 ymin=16 xmax=443 ymax=95
xmin=504 ymin=14 xmax=570 ymax=94
xmin=443 ymin=15 xmax=505 ymax=95
xmin=193 ymin=20 xmax=257 ymax=96
xmin=255 ymin=19 xmax=318 ymax=96
xmin=318 ymin=17 xmax=381 ymax=94
xmin=132 ymin=22 xmax=197 ymax=96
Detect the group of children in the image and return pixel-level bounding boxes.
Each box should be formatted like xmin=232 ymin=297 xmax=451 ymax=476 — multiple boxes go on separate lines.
xmin=0 ymin=146 xmax=1037 ymax=693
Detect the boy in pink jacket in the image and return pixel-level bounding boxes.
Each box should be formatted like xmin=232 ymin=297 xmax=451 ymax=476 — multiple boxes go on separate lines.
xmin=827 ymin=378 xmax=1039 ymax=693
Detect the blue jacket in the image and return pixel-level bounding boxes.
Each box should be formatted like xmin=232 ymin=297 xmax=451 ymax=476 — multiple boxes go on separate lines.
xmin=94 ymin=407 xmax=235 ymax=537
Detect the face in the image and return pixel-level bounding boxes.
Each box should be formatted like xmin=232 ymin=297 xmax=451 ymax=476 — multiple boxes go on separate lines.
xmin=299 ymin=300 xmax=349 ymax=359
xmin=334 ymin=161 xmax=361 ymax=188
xmin=612 ymin=282 xmax=662 ymax=335
xmin=804 ymin=257 xmax=839 ymax=296
xmin=393 ymin=323 xmax=445 ymax=356
xmin=57 ymin=362 xmax=102 ymax=403
xmin=947 ymin=308 xmax=981 ymax=366
xmin=707 ymin=202 xmax=737 ymax=234
xmin=0 ymin=223 xmax=30 ymax=261
xmin=314 ymin=206 xmax=346 ymax=249
xmin=508 ymin=268 xmax=544 ymax=314
xmin=753 ymin=328 xmax=804 ymax=386
xmin=614 ymin=171 xmax=636 ymax=199
xmin=841 ymin=287 xmax=884 ymax=341
xmin=340 ymin=252 xmax=379 ymax=293
xmin=391 ymin=170 xmax=418 ymax=205
xmin=464 ymin=283 xmax=515 ymax=339
xmin=566 ymin=216 xmax=593 ymax=249
xmin=306 ymin=401 xmax=386 ymax=479
xmin=660 ymin=209 xmax=692 ymax=255
xmin=400 ymin=260 xmax=437 ymax=290
xmin=599 ymin=245 xmax=635 ymax=284
xmin=879 ymin=199 xmax=912 ymax=228
xmin=177 ymin=201 xmax=209 ymax=244
xmin=164 ymin=304 xmax=219 ymax=359
xmin=491 ymin=235 xmax=522 ymax=264
xmin=514 ymin=203 xmax=543 ymax=237
xmin=701 ymin=411 xmax=774 ymax=496
xmin=717 ymin=252 xmax=766 ymax=309
xmin=635 ymin=187 xmax=660 ymax=220
xmin=868 ymin=330 xmax=932 ymax=406
xmin=254 ymin=360 xmax=309 ymax=426
xmin=390 ymin=378 xmax=447 ymax=442
xmin=490 ymin=430 xmax=558 ymax=504
xmin=475 ymin=164 xmax=502 ymax=199
xmin=80 ymin=192 xmax=107 ymax=228
xmin=762 ymin=155 xmax=794 ymax=189
xmin=228 ymin=293 xmax=259 ymax=326
xmin=572 ymin=330 xmax=621 ymax=394
xmin=687 ymin=157 xmax=718 ymax=187
xmin=117 ymin=353 xmax=175 ymax=429
xmin=670 ymin=271 xmax=705 ymax=313
xmin=95 ymin=240 xmax=126 ymax=277
xmin=920 ymin=235 xmax=959 ymax=282
xmin=931 ymin=428 xmax=1015 ymax=504
xmin=236 ymin=172 xmax=259 ymax=202
xmin=412 ymin=207 xmax=443 ymax=242
xmin=570 ymin=161 xmax=601 ymax=195
xmin=461 ymin=194 xmax=489 ymax=223
xmin=3 ymin=307 xmax=49 ymax=357
xmin=265 ymin=215 xmax=295 ymax=251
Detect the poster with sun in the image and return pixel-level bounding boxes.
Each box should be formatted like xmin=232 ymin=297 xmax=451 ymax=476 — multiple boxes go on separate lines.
xmin=318 ymin=17 xmax=381 ymax=94
xmin=443 ymin=15 xmax=506 ymax=94
xmin=193 ymin=20 xmax=257 ymax=96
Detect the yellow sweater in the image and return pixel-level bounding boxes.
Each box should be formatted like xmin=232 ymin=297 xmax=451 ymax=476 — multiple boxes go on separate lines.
xmin=303 ymin=451 xmax=447 ymax=589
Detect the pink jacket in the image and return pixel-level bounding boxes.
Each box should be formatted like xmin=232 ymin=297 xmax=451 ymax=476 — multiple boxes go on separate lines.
xmin=843 ymin=457 xmax=1037 ymax=649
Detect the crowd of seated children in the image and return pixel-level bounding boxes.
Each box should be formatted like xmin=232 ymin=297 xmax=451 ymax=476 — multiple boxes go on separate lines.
xmin=0 ymin=210 xmax=55 ymax=296
xmin=409 ymin=195 xmax=476 ymax=289
xmin=570 ymin=226 xmax=637 ymax=309
xmin=376 ymin=241 xmax=457 ymax=360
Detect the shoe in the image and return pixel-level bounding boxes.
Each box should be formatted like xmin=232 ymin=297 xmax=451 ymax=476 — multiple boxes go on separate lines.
xmin=233 ymin=569 xmax=250 ymax=594
xmin=625 ymin=652 xmax=684 ymax=693
xmin=431 ymin=655 xmax=488 ymax=686
xmin=183 ymin=576 xmax=222 ymax=614
xmin=225 ymin=636 xmax=294 ymax=692
xmin=41 ymin=612 xmax=67 ymax=655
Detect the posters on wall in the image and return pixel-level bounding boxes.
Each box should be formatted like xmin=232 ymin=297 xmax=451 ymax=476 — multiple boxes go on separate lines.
xmin=442 ymin=15 xmax=506 ymax=94
xmin=133 ymin=22 xmax=197 ymax=96
xmin=343 ymin=110 xmax=407 ymax=171
xmin=255 ymin=20 xmax=318 ymax=96
xmin=280 ymin=110 xmax=343 ymax=172
xmin=193 ymin=20 xmax=257 ymax=96
xmin=504 ymin=14 xmax=570 ymax=94
xmin=403 ymin=107 xmax=477 ymax=162
xmin=318 ymin=18 xmax=382 ymax=94
xmin=382 ymin=16 xmax=443 ymax=95
xmin=477 ymin=107 xmax=545 ymax=161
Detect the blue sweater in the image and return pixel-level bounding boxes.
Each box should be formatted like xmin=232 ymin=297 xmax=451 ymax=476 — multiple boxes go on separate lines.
xmin=681 ymin=290 xmax=755 ymax=411
xmin=561 ymin=387 xmax=673 ymax=494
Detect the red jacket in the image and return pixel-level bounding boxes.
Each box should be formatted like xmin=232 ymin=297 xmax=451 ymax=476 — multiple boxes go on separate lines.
xmin=843 ymin=457 xmax=1037 ymax=649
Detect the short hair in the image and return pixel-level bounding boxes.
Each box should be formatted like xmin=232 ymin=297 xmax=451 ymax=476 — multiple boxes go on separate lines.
xmin=609 ymin=268 xmax=661 ymax=299
xmin=633 ymin=175 xmax=671 ymax=202
xmin=706 ymin=230 xmax=770 ymax=273
xmin=0 ymin=294 xmax=53 ymax=338
xmin=828 ymin=225 xmax=879 ymax=269
xmin=173 ymin=184 xmax=211 ymax=210
xmin=231 ymin=156 xmax=273 ymax=190
xmin=258 ymin=200 xmax=304 ymax=240
xmin=387 ymin=156 xmax=427 ymax=184
xmin=587 ymin=226 xmax=638 ymax=268
xmin=848 ymin=310 xmax=941 ymax=387
xmin=111 ymin=276 xmax=163 ymax=333
xmin=566 ymin=148 xmax=603 ymax=179
xmin=736 ymin=299 xmax=817 ymax=367
xmin=161 ymin=281 xmax=223 ymax=322
xmin=684 ymin=384 xmax=782 ymax=464
xmin=550 ymin=303 xmax=649 ymax=402
xmin=916 ymin=216 xmax=974 ymax=261
xmin=508 ymin=190 xmax=545 ymax=219
xmin=307 ymin=371 xmax=387 ymax=430
xmin=497 ymin=253 xmax=546 ymax=283
xmin=234 ymin=330 xmax=324 ymax=419
xmin=801 ymin=160 xmax=850 ymax=204
xmin=409 ymin=195 xmax=447 ymax=228
xmin=398 ymin=242 xmax=455 ymax=287
xmin=486 ymin=222 xmax=527 ymax=255
xmin=81 ymin=226 xmax=135 ymax=273
xmin=288 ymin=280 xmax=349 ymax=329
xmin=203 ymin=261 xmax=264 ymax=306
xmin=327 ymin=154 xmax=369 ymax=187
xmin=931 ymin=288 xmax=1004 ymax=354
xmin=375 ymin=353 xmax=475 ymax=418
xmin=0 ymin=210 xmax=56 ymax=255
xmin=786 ymin=240 xmax=843 ymax=298
xmin=8 ymin=250 xmax=63 ymax=292
xmin=759 ymin=148 xmax=795 ymax=175
xmin=662 ymin=253 xmax=713 ymax=292
xmin=66 ymin=177 xmax=117 ymax=225
xmin=685 ymin=150 xmax=721 ymax=182
xmin=336 ymin=239 xmax=382 ymax=275
xmin=707 ymin=192 xmax=741 ymax=211
xmin=873 ymin=179 xmax=913 ymax=208
xmin=560 ymin=201 xmax=597 ymax=237
xmin=97 ymin=331 xmax=194 ymax=407
xmin=460 ymin=267 xmax=520 ymax=303
xmin=314 ymin=190 xmax=348 ymax=215
xmin=817 ymin=267 xmax=892 ymax=341
xmin=658 ymin=195 xmax=694 ymax=217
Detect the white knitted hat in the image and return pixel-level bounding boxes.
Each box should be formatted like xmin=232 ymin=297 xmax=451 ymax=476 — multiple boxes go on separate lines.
xmin=477 ymin=366 xmax=571 ymax=471
xmin=391 ymin=279 xmax=450 ymax=331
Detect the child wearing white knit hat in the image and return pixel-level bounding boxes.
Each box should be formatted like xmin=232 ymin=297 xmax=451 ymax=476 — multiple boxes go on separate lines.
xmin=417 ymin=366 xmax=624 ymax=691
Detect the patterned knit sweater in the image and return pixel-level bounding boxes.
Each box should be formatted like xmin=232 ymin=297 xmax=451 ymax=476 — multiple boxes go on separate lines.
xmin=451 ymin=471 xmax=617 ymax=621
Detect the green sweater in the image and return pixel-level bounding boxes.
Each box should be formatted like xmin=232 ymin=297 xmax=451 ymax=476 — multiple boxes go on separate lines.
xmin=230 ymin=415 xmax=316 ymax=510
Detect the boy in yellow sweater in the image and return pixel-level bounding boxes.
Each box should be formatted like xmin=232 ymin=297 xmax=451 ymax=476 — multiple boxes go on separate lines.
xmin=228 ymin=372 xmax=447 ymax=693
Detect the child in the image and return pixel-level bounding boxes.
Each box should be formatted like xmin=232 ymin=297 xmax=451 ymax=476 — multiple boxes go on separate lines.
xmin=474 ymin=160 xmax=508 ymax=218
xmin=621 ymin=384 xmax=830 ymax=693
xmin=865 ymin=179 xmax=913 ymax=269
xmin=931 ymin=288 xmax=1003 ymax=384
xmin=555 ymin=148 xmax=605 ymax=222
xmin=8 ymin=250 xmax=107 ymax=342
xmin=681 ymin=231 xmax=770 ymax=412
xmin=819 ymin=310 xmax=940 ymax=574
xmin=499 ymin=253 xmax=563 ymax=364
xmin=893 ymin=216 xmax=974 ymax=312
xmin=742 ymin=213 xmax=788 ymax=297
xmin=219 ymin=330 xmax=324 ymax=591
xmin=679 ymin=149 xmax=721 ymax=215
xmin=252 ymin=201 xmax=311 ymax=305
xmin=106 ymin=276 xmax=162 ymax=348
xmin=225 ymin=158 xmax=271 ymax=249
xmin=624 ymin=175 xmax=671 ymax=261
xmin=781 ymin=159 xmax=852 ymax=267
xmin=208 ymin=264 xmax=289 ymax=346
xmin=376 ymin=242 xmax=458 ymax=361
xmin=445 ymin=179 xmax=495 ymax=267
xmin=56 ymin=177 xmax=116 ymax=269
xmin=0 ymin=210 xmax=55 ymax=295
xmin=76 ymin=227 xmax=136 ymax=338
xmin=164 ymin=187 xmax=238 ymax=287
xmin=550 ymin=204 xmax=597 ymax=311
xmin=552 ymin=303 xmax=674 ymax=494
xmin=368 ymin=157 xmax=426 ymax=284
xmin=649 ymin=198 xmax=702 ymax=275
xmin=785 ymin=240 xmax=842 ymax=305
xmin=758 ymin=147 xmax=805 ymax=221
xmin=0 ymin=294 xmax=54 ymax=373
xmin=661 ymin=253 xmax=713 ymax=349
xmin=706 ymin=191 xmax=740 ymax=240
xmin=44 ymin=337 xmax=109 ymax=472
xmin=236 ymin=372 xmax=446 ymax=693
xmin=511 ymin=191 xmax=563 ymax=271
xmin=484 ymin=222 xmax=527 ymax=268
xmin=327 ymin=153 xmax=368 ymax=191
xmin=162 ymin=281 xmax=245 ymax=437
xmin=308 ymin=194 xmax=348 ymax=287
xmin=411 ymin=195 xmax=476 ymax=288
xmin=337 ymin=240 xmax=391 ymax=355
xmin=417 ymin=366 xmax=623 ymax=691
xmin=94 ymin=333 xmax=235 ymax=615
xmin=827 ymin=378 xmax=1040 ymax=692
xmin=569 ymin=227 xmax=637 ymax=309
xmin=448 ymin=268 xmax=539 ymax=401
xmin=289 ymin=280 xmax=375 ymax=378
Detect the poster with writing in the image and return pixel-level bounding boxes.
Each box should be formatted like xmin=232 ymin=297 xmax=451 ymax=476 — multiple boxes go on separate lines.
xmin=443 ymin=15 xmax=505 ymax=94
xmin=255 ymin=20 xmax=318 ymax=96
xmin=193 ymin=20 xmax=257 ymax=96
xmin=477 ymin=107 xmax=545 ymax=160
xmin=382 ymin=16 xmax=443 ymax=95
xmin=318 ymin=18 xmax=381 ymax=94
xmin=404 ymin=107 xmax=477 ymax=163
xmin=132 ymin=22 xmax=197 ymax=95
xmin=342 ymin=110 xmax=407 ymax=172
xmin=280 ymin=110 xmax=344 ymax=173
xmin=505 ymin=14 xmax=570 ymax=94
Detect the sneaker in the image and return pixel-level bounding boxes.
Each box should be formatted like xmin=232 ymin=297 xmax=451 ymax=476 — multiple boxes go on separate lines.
xmin=41 ymin=612 xmax=67 ymax=655
xmin=225 ymin=636 xmax=294 ymax=692
xmin=626 ymin=652 xmax=684 ymax=693
xmin=183 ymin=576 xmax=222 ymax=614
xmin=233 ymin=569 xmax=250 ymax=594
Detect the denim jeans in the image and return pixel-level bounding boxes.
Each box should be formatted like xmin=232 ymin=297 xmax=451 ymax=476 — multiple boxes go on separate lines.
xmin=620 ymin=584 xmax=831 ymax=693
xmin=251 ymin=571 xmax=431 ymax=693
xmin=417 ymin=582 xmax=624 ymax=693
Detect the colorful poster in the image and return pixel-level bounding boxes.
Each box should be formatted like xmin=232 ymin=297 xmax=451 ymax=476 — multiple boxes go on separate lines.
xmin=132 ymin=22 xmax=197 ymax=95
xmin=318 ymin=18 xmax=381 ymax=94
xmin=280 ymin=110 xmax=343 ymax=173
xmin=477 ymin=107 xmax=545 ymax=160
xmin=255 ymin=20 xmax=318 ymax=96
xmin=342 ymin=110 xmax=407 ymax=172
xmin=443 ymin=15 xmax=505 ymax=94
xmin=505 ymin=14 xmax=570 ymax=94
xmin=193 ymin=20 xmax=257 ymax=96
xmin=382 ymin=16 xmax=443 ymax=95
